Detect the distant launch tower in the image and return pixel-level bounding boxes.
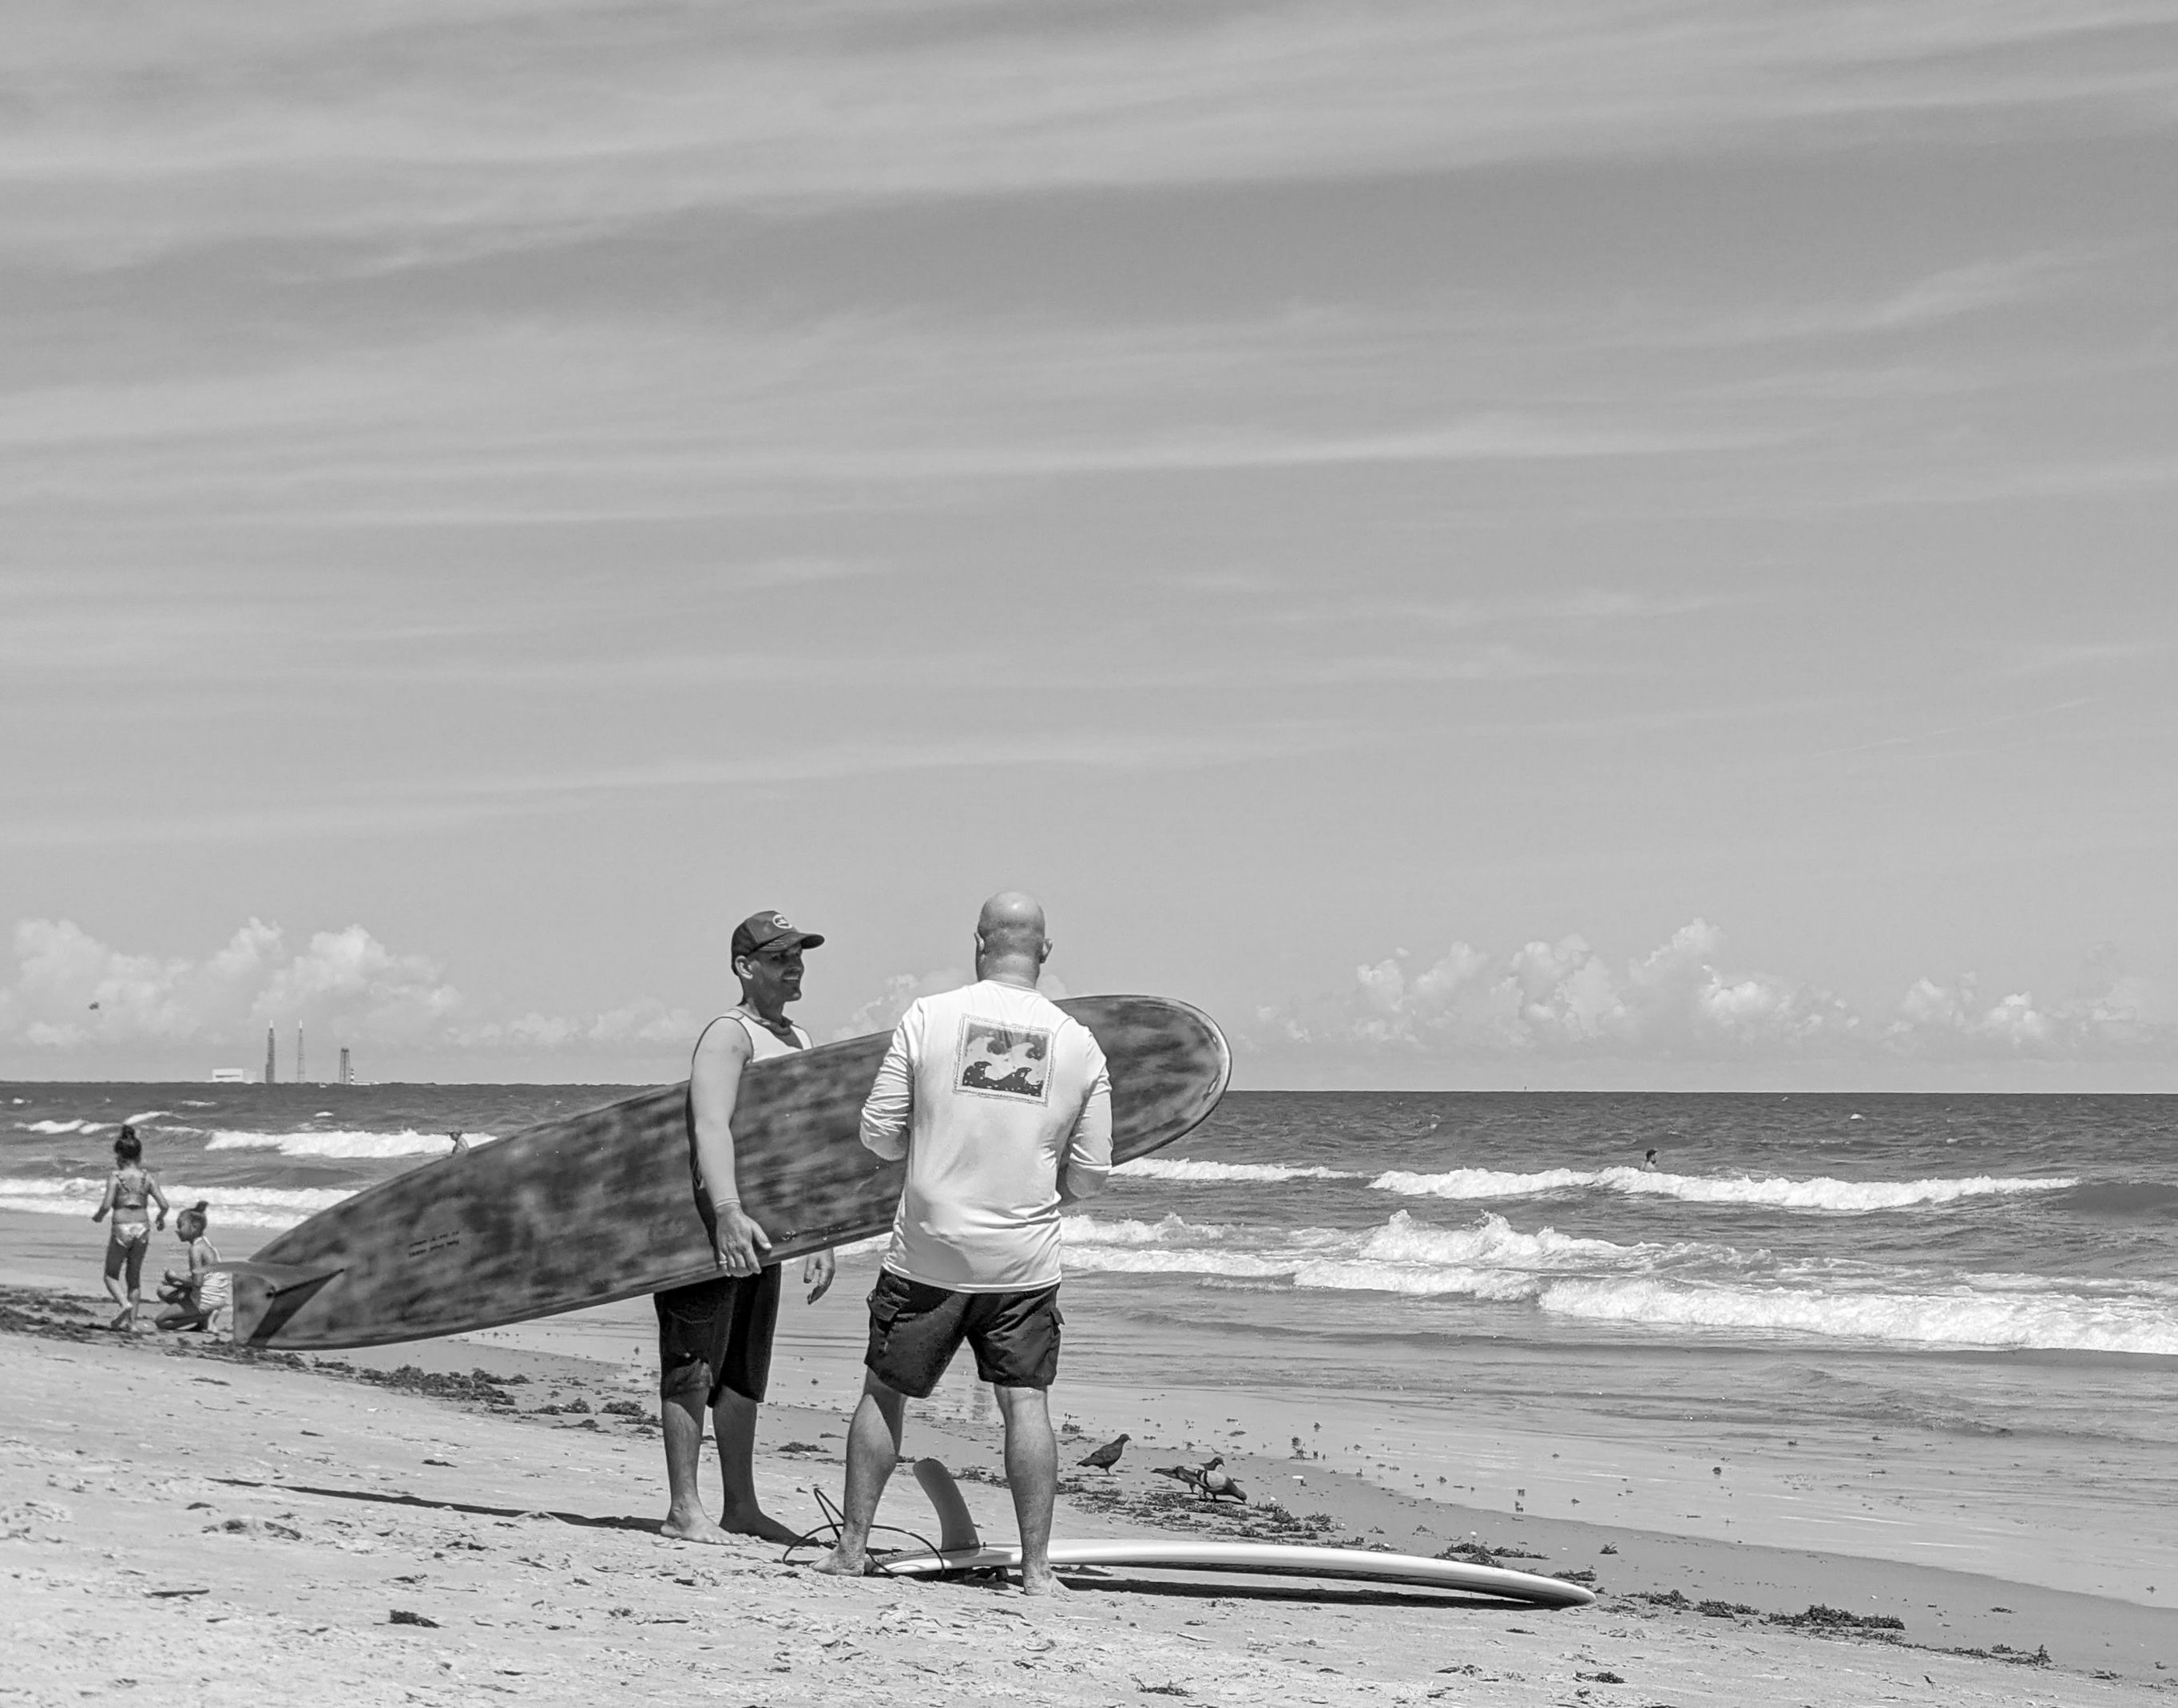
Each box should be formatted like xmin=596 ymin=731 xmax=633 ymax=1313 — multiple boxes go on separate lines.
xmin=339 ymin=1046 xmax=351 ymax=1087
xmin=264 ymin=1026 xmax=276 ymax=1085
xmin=297 ymin=1025 xmax=306 ymax=1084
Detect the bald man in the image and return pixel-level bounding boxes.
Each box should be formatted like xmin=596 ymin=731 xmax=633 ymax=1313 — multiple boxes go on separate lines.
xmin=819 ymin=893 xmax=1112 ymax=1594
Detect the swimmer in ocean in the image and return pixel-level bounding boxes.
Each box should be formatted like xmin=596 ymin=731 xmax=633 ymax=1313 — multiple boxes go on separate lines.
xmin=1640 ymin=1147 xmax=1660 ymax=1171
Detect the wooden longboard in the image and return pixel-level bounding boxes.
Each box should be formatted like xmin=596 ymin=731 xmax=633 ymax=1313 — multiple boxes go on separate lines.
xmin=228 ymin=995 xmax=1229 ymax=1350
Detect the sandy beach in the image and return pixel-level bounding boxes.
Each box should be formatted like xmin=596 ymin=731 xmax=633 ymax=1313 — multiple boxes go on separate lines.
xmin=5 ymin=1206 xmax=2173 ymax=1707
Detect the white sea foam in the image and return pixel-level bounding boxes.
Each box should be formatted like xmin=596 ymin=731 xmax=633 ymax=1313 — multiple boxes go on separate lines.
xmin=1356 ymin=1211 xmax=1629 ymax=1269
xmin=1536 ymin=1277 xmax=2178 ymax=1356
xmin=18 ymin=1120 xmax=93 ymax=1135
xmin=1113 ymin=1158 xmax=1363 ymax=1183
xmin=1060 ymin=1213 xmax=1223 ymax=1247
xmin=1057 ymin=1200 xmax=2178 ymax=1356
xmin=204 ymin=1128 xmax=495 ymax=1159
xmin=1061 ymin=1246 xmax=1292 ymax=1279
xmin=0 ymin=1174 xmax=348 ymax=1231
xmin=126 ymin=1110 xmax=173 ymax=1123
xmin=1369 ymin=1164 xmax=2077 ymax=1212
xmin=1287 ymin=1258 xmax=1533 ymax=1300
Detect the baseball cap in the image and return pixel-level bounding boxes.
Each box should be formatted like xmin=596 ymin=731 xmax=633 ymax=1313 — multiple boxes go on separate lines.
xmin=732 ymin=909 xmax=824 ymax=959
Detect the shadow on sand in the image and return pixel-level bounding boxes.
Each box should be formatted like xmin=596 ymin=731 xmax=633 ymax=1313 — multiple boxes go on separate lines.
xmin=212 ymin=1476 xmax=660 ymax=1533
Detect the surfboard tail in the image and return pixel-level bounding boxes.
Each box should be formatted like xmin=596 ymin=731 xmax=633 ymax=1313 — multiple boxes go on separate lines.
xmin=220 ymin=1262 xmax=345 ymax=1348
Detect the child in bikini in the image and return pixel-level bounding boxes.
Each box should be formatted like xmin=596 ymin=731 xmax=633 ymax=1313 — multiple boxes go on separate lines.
xmin=91 ymin=1126 xmax=169 ymax=1331
xmin=157 ymin=1201 xmax=232 ymax=1342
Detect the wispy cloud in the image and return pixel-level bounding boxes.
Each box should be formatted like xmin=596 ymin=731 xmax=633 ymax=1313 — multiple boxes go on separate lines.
xmin=0 ymin=310 xmax=1759 ymax=526
xmin=1664 ymin=254 xmax=2085 ymax=349
xmin=10 ymin=3 xmax=2174 ymax=271
xmin=0 ymin=723 xmax=1360 ymax=849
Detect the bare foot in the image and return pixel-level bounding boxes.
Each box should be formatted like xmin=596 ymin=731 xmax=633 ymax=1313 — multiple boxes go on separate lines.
xmin=814 ymin=1548 xmax=871 ymax=1578
xmin=660 ymin=1510 xmax=733 ymax=1546
xmin=718 ymin=1505 xmax=807 ymax=1546
xmin=1018 ymin=1567 xmax=1064 ymax=1596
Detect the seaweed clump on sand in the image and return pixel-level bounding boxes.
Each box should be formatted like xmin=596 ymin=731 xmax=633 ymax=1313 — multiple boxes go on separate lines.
xmin=1766 ymin=1604 xmax=1905 ymax=1634
xmin=0 ymin=1287 xmax=109 ymax=1342
xmin=1945 ymin=1643 xmax=2052 ymax=1666
xmin=326 ymin=1363 xmax=522 ymax=1407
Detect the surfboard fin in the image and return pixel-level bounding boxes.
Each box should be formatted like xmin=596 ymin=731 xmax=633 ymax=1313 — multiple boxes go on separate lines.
xmin=223 ymin=1262 xmax=345 ymax=1347
xmin=910 ymin=1459 xmax=984 ymax=1552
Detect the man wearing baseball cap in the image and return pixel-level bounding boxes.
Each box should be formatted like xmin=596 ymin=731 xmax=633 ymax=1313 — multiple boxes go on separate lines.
xmin=658 ymin=908 xmax=835 ymax=1546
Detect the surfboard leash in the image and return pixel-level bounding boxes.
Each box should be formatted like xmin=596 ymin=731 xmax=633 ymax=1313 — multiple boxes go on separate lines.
xmin=777 ymin=1484 xmax=946 ymax=1577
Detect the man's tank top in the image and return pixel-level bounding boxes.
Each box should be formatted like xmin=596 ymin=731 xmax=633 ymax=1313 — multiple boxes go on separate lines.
xmin=681 ymin=1009 xmax=810 ymax=1250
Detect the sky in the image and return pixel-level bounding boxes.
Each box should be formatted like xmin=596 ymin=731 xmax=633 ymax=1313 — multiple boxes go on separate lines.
xmin=4 ymin=2 xmax=2177 ymax=1088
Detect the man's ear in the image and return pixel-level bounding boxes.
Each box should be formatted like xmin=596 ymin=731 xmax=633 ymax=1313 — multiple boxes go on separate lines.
xmin=1037 ymin=938 xmax=1053 ymax=965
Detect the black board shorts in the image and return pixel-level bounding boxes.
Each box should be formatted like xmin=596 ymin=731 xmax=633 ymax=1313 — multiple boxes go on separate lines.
xmin=655 ymin=1266 xmax=781 ymax=1405
xmin=863 ymin=1269 xmax=1061 ymax=1399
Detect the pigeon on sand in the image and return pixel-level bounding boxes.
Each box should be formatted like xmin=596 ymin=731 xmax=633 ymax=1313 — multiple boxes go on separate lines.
xmin=1077 ymin=1433 xmax=1131 ymax=1471
xmin=1152 ymin=1454 xmax=1246 ymax=1503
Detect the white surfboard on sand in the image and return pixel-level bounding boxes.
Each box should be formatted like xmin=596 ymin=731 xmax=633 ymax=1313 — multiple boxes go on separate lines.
xmin=863 ymin=1461 xmax=1596 ymax=1610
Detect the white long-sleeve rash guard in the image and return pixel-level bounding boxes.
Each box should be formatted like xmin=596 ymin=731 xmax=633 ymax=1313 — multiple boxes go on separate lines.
xmin=859 ymin=980 xmax=1112 ymax=1293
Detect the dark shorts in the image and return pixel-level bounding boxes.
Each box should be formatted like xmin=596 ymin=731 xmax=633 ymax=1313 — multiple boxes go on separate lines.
xmin=863 ymin=1269 xmax=1062 ymax=1399
xmin=655 ymin=1266 xmax=781 ymax=1406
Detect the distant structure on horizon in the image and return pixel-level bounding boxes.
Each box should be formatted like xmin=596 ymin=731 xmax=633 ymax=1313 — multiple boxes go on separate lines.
xmin=296 ymin=1024 xmax=305 ymax=1085
xmin=209 ymin=1067 xmax=251 ymax=1084
xmin=264 ymin=1026 xmax=276 ymax=1085
xmin=339 ymin=1046 xmax=351 ymax=1087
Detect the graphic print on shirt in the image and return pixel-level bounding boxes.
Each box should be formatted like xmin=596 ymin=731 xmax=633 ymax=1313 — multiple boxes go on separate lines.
xmin=954 ymin=1018 xmax=1053 ymax=1104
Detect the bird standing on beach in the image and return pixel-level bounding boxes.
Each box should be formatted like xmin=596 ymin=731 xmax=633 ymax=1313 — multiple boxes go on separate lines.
xmin=1078 ymin=1433 xmax=1131 ymax=1471
xmin=1199 ymin=1460 xmax=1248 ymax=1504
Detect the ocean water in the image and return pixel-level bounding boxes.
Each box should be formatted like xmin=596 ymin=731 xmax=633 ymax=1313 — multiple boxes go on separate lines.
xmin=7 ymin=1083 xmax=2176 ymax=1462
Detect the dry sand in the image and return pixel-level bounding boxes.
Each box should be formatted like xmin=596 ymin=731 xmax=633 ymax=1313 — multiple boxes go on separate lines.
xmin=5 ymin=1277 xmax=2174 ymax=1708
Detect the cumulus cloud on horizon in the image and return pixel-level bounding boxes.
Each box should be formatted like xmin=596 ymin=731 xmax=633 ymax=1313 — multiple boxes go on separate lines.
xmin=0 ymin=917 xmax=696 ymax=1060
xmin=10 ymin=914 xmax=2171 ymax=1073
xmin=1251 ymin=920 xmax=2177 ymax=1064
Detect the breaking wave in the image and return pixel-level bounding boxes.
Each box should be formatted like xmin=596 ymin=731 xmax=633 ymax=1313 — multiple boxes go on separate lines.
xmin=1056 ymin=1207 xmax=2178 ymax=1355
xmin=204 ymin=1128 xmax=494 ymax=1159
xmin=1059 ymin=1213 xmax=1224 ymax=1247
xmin=1113 ymin=1158 xmax=1363 ymax=1183
xmin=1369 ymin=1165 xmax=2077 ymax=1212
